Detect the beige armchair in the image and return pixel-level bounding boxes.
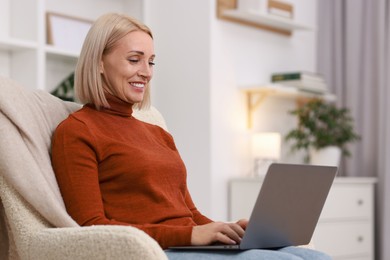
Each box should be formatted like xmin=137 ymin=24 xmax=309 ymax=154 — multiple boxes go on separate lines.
xmin=0 ymin=76 xmax=168 ymax=260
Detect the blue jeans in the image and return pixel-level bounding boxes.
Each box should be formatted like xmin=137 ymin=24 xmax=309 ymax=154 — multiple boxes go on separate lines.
xmin=165 ymin=246 xmax=332 ymax=259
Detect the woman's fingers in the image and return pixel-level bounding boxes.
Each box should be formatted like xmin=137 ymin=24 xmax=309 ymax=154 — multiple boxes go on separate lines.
xmin=228 ymin=222 xmax=245 ymax=238
xmin=215 ymin=222 xmax=244 ymax=244
xmin=215 ymin=231 xmax=237 ymax=244
xmin=191 ymin=221 xmax=247 ymax=246
xmin=236 ymin=218 xmax=249 ymax=230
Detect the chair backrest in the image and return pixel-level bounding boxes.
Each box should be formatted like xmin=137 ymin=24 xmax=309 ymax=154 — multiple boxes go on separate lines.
xmin=0 ymin=77 xmax=168 ymax=259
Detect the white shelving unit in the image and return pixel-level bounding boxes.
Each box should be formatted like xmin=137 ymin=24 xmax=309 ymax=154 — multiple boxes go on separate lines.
xmin=0 ymin=0 xmax=143 ymax=92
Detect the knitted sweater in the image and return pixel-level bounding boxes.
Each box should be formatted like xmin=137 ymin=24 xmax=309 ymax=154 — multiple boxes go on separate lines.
xmin=51 ymin=95 xmax=213 ymax=249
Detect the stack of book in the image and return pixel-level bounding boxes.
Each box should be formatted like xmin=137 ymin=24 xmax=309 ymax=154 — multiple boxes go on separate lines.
xmin=270 ymin=71 xmax=328 ymax=94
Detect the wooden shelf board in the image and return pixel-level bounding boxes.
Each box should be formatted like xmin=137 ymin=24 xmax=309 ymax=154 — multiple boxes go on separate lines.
xmin=242 ymin=84 xmax=336 ymax=101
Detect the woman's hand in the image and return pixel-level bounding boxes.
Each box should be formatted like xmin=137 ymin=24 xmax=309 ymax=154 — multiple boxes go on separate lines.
xmin=236 ymin=218 xmax=249 ymax=230
xmin=191 ymin=219 xmax=248 ymax=246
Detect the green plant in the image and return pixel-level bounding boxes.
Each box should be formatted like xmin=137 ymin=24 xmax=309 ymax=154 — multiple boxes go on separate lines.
xmin=51 ymin=72 xmax=75 ymax=102
xmin=285 ymin=99 xmax=360 ymax=162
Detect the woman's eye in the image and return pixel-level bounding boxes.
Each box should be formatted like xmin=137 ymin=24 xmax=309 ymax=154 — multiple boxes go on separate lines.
xmin=128 ymin=59 xmax=139 ymax=63
xmin=149 ymin=61 xmax=155 ymax=66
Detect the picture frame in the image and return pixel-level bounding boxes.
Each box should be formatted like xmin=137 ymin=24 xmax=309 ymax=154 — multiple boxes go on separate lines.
xmin=46 ymin=12 xmax=93 ymax=53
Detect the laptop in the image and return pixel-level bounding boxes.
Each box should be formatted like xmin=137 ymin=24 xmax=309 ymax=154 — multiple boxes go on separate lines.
xmin=170 ymin=163 xmax=337 ymax=250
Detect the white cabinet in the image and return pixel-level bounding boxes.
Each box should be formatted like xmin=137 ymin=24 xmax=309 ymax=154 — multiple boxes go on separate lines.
xmin=0 ymin=0 xmax=142 ymax=91
xmin=229 ymin=177 xmax=376 ymax=260
xmin=313 ymin=178 xmax=376 ymax=260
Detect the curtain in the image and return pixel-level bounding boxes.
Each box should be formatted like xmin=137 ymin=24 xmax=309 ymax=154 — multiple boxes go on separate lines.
xmin=317 ymin=0 xmax=390 ymax=259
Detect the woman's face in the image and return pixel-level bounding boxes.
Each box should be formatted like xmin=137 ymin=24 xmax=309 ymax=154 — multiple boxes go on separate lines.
xmin=101 ymin=30 xmax=155 ymax=104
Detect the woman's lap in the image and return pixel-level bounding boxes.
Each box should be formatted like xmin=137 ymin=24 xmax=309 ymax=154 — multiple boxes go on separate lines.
xmin=165 ymin=247 xmax=332 ymax=260
xmin=279 ymin=247 xmax=331 ymax=259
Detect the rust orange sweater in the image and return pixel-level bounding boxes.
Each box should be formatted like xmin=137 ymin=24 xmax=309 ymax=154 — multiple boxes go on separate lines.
xmin=51 ymin=95 xmax=212 ymax=249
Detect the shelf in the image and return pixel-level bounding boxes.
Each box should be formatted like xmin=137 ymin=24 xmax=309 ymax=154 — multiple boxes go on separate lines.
xmin=223 ymin=10 xmax=312 ymax=33
xmin=243 ymin=84 xmax=336 ymax=100
xmin=217 ymin=0 xmax=312 ymax=35
xmin=45 ymin=45 xmax=80 ymax=60
xmin=0 ymin=37 xmax=37 ymax=51
xmin=242 ymin=84 xmax=336 ymax=128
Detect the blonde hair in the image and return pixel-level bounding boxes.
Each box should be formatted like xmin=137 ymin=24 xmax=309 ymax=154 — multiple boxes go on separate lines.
xmin=75 ymin=13 xmax=153 ymax=109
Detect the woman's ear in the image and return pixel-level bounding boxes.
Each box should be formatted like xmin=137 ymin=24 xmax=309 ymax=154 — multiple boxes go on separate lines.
xmin=100 ymin=60 xmax=104 ymax=74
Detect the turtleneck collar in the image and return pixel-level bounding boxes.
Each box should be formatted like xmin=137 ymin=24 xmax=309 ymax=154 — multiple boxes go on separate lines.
xmin=92 ymin=94 xmax=134 ymax=117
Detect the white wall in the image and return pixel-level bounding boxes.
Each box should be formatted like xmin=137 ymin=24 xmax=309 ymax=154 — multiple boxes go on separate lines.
xmin=145 ymin=0 xmax=213 ymax=215
xmin=145 ymin=0 xmax=318 ymax=221
xmin=210 ymin=0 xmax=318 ymax=220
xmin=45 ymin=0 xmax=142 ymax=21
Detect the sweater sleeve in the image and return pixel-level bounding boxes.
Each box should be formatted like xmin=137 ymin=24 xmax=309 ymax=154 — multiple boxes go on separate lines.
xmin=184 ymin=188 xmax=214 ymax=225
xmin=51 ymin=118 xmax=193 ymax=249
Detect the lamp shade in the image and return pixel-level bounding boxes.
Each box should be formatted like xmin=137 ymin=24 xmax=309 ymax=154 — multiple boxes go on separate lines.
xmin=251 ymin=132 xmax=281 ymax=160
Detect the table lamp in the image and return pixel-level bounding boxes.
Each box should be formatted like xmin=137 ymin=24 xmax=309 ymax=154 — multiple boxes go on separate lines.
xmin=251 ymin=132 xmax=281 ymax=176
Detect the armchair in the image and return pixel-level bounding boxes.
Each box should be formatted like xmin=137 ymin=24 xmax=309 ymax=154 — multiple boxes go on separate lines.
xmin=0 ymin=76 xmax=168 ymax=260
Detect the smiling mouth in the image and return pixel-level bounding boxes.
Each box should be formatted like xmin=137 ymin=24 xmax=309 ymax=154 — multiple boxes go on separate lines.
xmin=130 ymin=82 xmax=145 ymax=89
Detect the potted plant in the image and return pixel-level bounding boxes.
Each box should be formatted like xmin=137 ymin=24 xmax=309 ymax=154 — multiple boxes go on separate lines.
xmin=285 ymin=99 xmax=360 ymax=165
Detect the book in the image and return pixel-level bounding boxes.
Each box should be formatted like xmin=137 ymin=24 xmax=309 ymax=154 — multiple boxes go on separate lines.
xmin=276 ymin=80 xmax=328 ymax=94
xmin=271 ymin=71 xmax=328 ymax=94
xmin=271 ymin=71 xmax=324 ymax=83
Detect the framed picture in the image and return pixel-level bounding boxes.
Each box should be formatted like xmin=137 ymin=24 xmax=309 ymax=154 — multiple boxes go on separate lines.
xmin=46 ymin=12 xmax=93 ymax=53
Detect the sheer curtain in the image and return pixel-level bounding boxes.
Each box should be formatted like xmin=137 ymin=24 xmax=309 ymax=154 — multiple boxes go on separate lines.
xmin=317 ymin=0 xmax=390 ymax=259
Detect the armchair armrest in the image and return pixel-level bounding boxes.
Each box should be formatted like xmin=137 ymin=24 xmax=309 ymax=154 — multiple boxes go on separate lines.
xmin=28 ymin=225 xmax=167 ymax=260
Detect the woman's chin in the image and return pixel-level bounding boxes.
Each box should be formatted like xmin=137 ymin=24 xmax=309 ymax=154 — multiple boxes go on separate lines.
xmin=126 ymin=98 xmax=143 ymax=105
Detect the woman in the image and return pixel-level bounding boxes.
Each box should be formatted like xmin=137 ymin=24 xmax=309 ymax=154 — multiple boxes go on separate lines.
xmin=51 ymin=13 xmax=331 ymax=259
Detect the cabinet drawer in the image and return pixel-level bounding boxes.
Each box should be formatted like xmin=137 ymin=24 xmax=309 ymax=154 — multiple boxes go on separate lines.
xmin=313 ymin=221 xmax=373 ymax=258
xmin=320 ymin=184 xmax=373 ymax=220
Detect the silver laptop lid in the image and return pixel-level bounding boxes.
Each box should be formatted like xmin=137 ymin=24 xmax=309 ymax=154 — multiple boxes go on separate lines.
xmin=240 ymin=163 xmax=337 ymax=250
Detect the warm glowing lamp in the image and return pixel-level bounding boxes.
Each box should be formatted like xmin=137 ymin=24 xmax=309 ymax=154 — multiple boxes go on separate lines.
xmin=251 ymin=132 xmax=281 ymax=176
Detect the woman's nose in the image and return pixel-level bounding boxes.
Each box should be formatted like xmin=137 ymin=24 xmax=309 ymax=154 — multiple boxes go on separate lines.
xmin=138 ymin=62 xmax=153 ymax=79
